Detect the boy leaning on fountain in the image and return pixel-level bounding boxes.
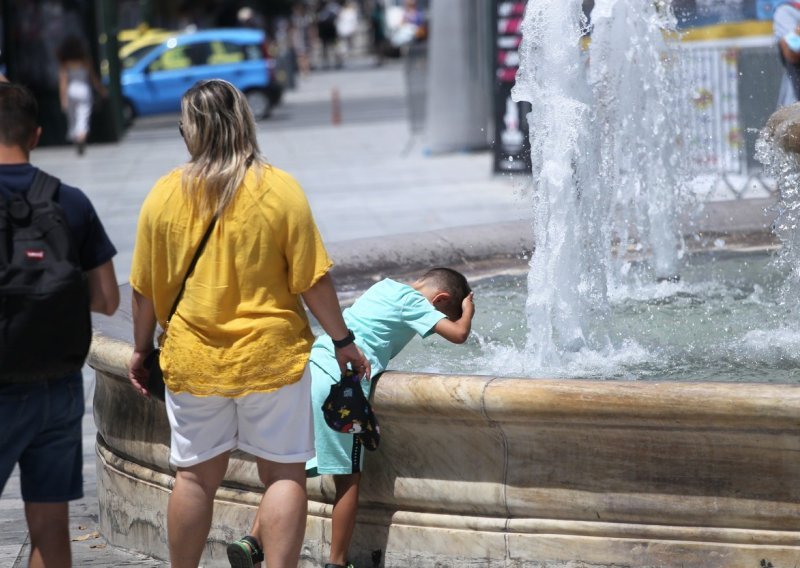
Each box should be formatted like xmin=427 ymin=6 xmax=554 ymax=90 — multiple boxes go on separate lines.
xmin=227 ymin=267 xmax=475 ymax=568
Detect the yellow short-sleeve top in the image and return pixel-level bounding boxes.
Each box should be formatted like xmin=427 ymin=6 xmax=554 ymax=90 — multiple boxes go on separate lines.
xmin=129 ymin=165 xmax=333 ymax=397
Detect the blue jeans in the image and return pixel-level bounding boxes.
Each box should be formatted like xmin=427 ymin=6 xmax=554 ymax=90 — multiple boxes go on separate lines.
xmin=0 ymin=373 xmax=84 ymax=502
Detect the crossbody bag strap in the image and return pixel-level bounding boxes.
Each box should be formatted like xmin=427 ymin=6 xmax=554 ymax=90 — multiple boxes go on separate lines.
xmin=166 ymin=213 xmax=219 ymax=323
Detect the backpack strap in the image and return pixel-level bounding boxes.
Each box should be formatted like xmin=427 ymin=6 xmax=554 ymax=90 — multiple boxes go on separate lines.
xmin=26 ymin=170 xmax=61 ymax=205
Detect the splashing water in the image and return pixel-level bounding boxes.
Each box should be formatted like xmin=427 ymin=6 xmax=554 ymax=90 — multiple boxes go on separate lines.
xmin=389 ymin=255 xmax=798 ymax=383
xmin=756 ymin=122 xmax=800 ymax=309
xmin=589 ymin=0 xmax=686 ymax=286
xmin=511 ymin=0 xmax=684 ymax=370
xmin=512 ymin=0 xmax=610 ymax=368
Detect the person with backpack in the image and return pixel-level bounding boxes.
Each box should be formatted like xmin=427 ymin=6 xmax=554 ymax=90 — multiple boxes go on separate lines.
xmin=0 ymin=82 xmax=119 ymax=567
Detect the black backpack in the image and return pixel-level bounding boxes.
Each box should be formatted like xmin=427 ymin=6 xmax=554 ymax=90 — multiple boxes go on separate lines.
xmin=0 ymin=170 xmax=91 ymax=383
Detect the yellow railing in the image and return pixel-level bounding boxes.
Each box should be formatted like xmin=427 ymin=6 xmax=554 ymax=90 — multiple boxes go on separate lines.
xmin=680 ymin=20 xmax=773 ymax=42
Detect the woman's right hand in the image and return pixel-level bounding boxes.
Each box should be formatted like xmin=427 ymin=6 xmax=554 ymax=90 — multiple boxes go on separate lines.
xmin=128 ymin=349 xmax=153 ymax=397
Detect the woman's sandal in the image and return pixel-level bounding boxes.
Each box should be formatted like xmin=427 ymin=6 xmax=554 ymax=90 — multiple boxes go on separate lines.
xmin=227 ymin=535 xmax=264 ymax=568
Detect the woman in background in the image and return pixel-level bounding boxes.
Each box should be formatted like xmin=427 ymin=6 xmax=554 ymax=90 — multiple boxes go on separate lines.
xmin=56 ymin=36 xmax=105 ymax=155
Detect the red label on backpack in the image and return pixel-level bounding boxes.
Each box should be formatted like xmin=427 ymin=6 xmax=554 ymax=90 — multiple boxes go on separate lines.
xmin=25 ymin=249 xmax=45 ymax=260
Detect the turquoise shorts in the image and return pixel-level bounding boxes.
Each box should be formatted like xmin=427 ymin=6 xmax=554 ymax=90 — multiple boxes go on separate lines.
xmin=305 ymin=356 xmax=374 ymax=477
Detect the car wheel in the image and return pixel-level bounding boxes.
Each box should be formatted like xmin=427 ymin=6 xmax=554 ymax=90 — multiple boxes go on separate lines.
xmin=246 ymin=89 xmax=272 ymax=119
xmin=122 ymin=99 xmax=136 ymax=127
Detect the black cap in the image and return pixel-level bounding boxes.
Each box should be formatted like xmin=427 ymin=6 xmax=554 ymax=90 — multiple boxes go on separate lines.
xmin=322 ymin=369 xmax=380 ymax=451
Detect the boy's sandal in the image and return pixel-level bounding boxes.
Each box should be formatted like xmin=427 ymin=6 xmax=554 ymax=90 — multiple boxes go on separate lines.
xmin=324 ymin=563 xmax=355 ymax=568
xmin=227 ymin=535 xmax=264 ymax=568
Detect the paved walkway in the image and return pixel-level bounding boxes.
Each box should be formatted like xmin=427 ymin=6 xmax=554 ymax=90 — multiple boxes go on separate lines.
xmin=0 ymin=56 xmax=526 ymax=566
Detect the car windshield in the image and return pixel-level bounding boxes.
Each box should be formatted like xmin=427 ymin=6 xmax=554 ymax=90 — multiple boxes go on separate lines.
xmin=123 ymin=44 xmax=160 ymax=69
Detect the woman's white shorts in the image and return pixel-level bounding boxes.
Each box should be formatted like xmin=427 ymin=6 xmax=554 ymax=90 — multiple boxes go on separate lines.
xmin=165 ymin=367 xmax=315 ymax=468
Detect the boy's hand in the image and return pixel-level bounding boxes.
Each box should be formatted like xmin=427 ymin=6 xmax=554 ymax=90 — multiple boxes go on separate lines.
xmin=335 ymin=343 xmax=372 ymax=381
xmin=433 ymin=292 xmax=475 ymax=344
xmin=462 ymin=291 xmax=475 ymax=321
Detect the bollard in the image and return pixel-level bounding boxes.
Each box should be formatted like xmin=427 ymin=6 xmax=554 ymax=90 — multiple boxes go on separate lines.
xmin=331 ymin=87 xmax=341 ymax=125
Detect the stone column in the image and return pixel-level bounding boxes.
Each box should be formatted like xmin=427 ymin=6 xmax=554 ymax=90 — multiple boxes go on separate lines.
xmin=424 ymin=0 xmax=492 ymax=153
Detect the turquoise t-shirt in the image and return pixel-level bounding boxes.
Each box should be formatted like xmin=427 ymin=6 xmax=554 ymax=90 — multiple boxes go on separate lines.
xmin=306 ymin=279 xmax=446 ymax=475
xmin=311 ymin=278 xmax=446 ymax=376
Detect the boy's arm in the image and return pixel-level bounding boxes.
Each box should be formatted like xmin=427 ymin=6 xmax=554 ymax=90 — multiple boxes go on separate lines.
xmin=433 ymin=292 xmax=474 ymax=344
xmin=301 ymin=273 xmax=372 ymax=379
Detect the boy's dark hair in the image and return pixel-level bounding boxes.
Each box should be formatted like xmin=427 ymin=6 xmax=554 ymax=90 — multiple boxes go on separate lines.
xmin=0 ymin=83 xmax=39 ymax=149
xmin=420 ymin=267 xmax=471 ymax=319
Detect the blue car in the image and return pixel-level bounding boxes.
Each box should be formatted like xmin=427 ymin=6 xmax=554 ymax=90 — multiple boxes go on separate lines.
xmin=120 ymin=28 xmax=282 ymax=124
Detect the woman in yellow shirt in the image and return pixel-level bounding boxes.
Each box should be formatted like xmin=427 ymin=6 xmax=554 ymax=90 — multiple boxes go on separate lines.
xmin=127 ymin=79 xmax=370 ymax=568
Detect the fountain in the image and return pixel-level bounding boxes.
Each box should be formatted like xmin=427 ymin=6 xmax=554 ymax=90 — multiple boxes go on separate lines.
xmin=511 ymin=0 xmax=687 ymax=370
xmin=89 ymin=1 xmax=800 ymax=566
xmin=510 ymin=0 xmax=610 ymax=367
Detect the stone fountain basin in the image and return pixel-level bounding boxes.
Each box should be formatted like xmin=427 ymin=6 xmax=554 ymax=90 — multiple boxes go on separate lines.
xmin=89 ymin=218 xmax=800 ymax=567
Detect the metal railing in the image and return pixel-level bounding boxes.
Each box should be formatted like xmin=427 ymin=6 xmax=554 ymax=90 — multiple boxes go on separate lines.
xmin=677 ymin=36 xmax=782 ymax=200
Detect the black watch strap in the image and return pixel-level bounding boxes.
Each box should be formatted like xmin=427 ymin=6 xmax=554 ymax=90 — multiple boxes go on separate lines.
xmin=332 ymin=329 xmax=355 ymax=349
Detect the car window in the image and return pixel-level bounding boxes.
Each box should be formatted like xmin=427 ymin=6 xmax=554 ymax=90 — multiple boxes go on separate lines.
xmin=148 ymin=45 xmax=193 ymax=72
xmin=123 ymin=44 xmax=159 ymax=69
xmin=207 ymin=41 xmax=246 ymax=65
xmin=243 ymin=43 xmax=263 ymax=61
xmin=185 ymin=42 xmax=212 ymax=66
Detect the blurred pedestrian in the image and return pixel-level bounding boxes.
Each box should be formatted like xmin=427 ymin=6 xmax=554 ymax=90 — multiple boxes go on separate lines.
xmin=291 ymin=2 xmax=313 ymax=76
xmin=237 ymin=6 xmax=265 ymax=29
xmin=403 ymin=0 xmax=426 ymax=42
xmin=388 ymin=0 xmax=425 ymax=48
xmin=775 ymin=2 xmax=800 ymax=107
xmin=317 ymin=0 xmax=342 ymax=69
xmin=370 ymin=0 xmax=388 ymax=65
xmin=336 ymin=0 xmax=360 ymax=59
xmin=56 ymin=35 xmax=106 ymax=155
xmin=127 ymin=79 xmax=370 ymax=568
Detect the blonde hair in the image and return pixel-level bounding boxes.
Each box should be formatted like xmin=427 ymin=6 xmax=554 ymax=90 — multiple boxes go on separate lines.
xmin=180 ymin=79 xmax=265 ymax=214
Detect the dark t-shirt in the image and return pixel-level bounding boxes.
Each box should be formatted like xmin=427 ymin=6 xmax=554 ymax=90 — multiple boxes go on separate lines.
xmin=0 ymin=163 xmax=116 ymax=271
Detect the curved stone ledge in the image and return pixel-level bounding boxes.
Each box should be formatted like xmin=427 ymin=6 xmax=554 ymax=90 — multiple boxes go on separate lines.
xmin=92 ymin=338 xmax=800 ymax=566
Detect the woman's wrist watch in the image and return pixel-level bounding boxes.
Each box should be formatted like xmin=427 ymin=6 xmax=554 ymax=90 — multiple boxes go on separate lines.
xmin=332 ymin=329 xmax=355 ymax=349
